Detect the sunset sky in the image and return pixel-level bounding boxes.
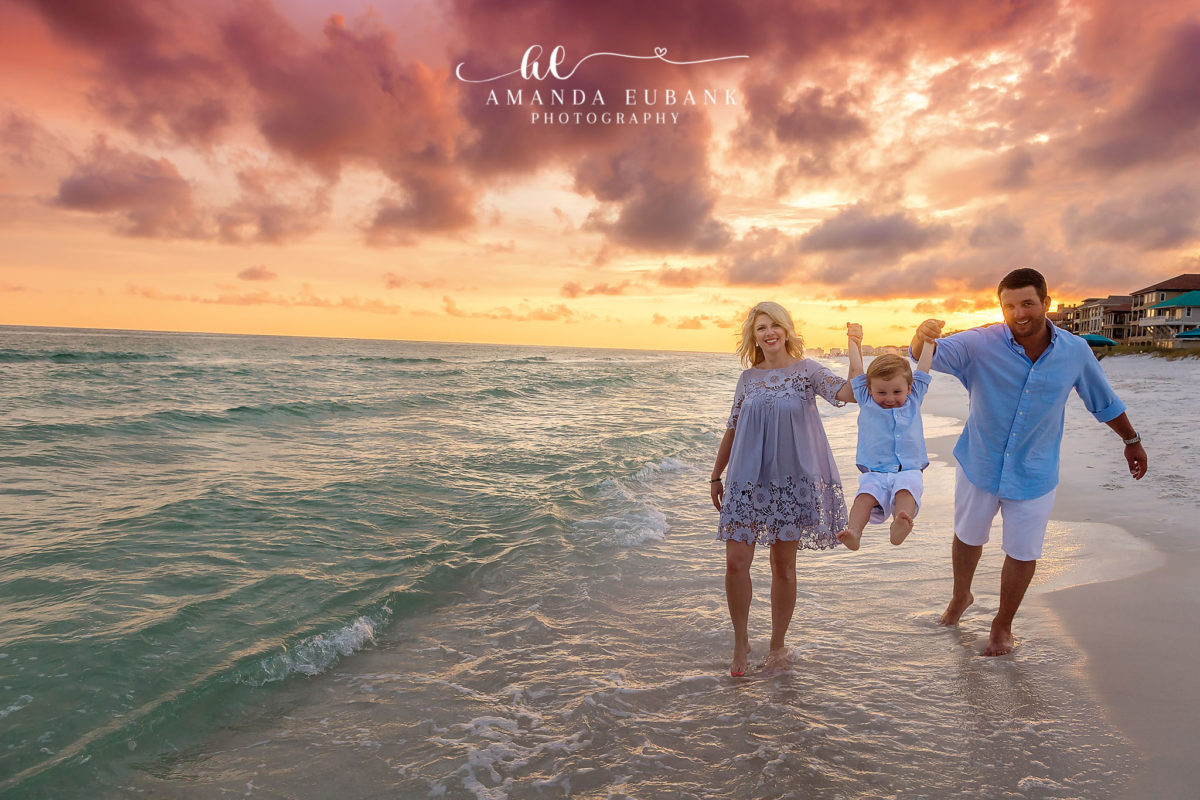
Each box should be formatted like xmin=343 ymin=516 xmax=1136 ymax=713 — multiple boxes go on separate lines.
xmin=2 ymin=0 xmax=1199 ymax=351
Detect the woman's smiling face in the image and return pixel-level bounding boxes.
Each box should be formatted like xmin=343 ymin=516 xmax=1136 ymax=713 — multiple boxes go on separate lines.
xmin=753 ymin=314 xmax=787 ymax=355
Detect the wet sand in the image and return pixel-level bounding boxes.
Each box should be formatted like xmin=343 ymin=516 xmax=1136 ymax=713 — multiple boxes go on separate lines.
xmin=1037 ymin=437 xmax=1200 ymax=800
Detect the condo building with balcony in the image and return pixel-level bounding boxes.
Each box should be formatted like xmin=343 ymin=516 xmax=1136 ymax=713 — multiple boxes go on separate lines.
xmin=1129 ymin=274 xmax=1200 ymax=345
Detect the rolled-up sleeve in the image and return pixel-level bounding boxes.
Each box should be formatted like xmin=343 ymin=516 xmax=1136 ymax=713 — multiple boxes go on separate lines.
xmin=1075 ymin=346 xmax=1126 ymax=423
xmin=929 ymin=329 xmax=980 ymax=381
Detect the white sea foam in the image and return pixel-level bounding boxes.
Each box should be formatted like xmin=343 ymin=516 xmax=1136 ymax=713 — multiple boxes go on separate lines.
xmin=630 ymin=456 xmax=692 ymax=483
xmin=575 ymin=477 xmax=671 ymax=545
xmin=1 ymin=694 xmax=33 ymax=719
xmin=244 ymin=613 xmax=387 ymax=686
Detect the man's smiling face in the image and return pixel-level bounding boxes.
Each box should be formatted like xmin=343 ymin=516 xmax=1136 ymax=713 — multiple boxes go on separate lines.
xmin=999 ymin=284 xmax=1051 ymax=339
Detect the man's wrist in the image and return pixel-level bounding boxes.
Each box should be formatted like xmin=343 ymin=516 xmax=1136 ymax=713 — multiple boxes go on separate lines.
xmin=1122 ymin=432 xmax=1141 ymax=446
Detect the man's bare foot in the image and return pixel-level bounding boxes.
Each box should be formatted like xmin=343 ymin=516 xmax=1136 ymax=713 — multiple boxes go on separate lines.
xmin=836 ymin=528 xmax=862 ymax=551
xmin=763 ymin=647 xmax=791 ymax=676
xmin=889 ymin=511 xmax=914 ymax=545
xmin=982 ymin=620 xmax=1015 ymax=656
xmin=730 ymin=637 xmax=750 ymax=677
xmin=938 ymin=592 xmax=974 ymax=626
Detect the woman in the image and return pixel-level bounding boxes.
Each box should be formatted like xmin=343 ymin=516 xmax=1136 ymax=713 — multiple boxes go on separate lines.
xmin=710 ymin=302 xmax=859 ymax=677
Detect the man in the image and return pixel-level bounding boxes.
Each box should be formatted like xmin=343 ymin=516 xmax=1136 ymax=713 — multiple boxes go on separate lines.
xmin=911 ymin=268 xmax=1148 ymax=656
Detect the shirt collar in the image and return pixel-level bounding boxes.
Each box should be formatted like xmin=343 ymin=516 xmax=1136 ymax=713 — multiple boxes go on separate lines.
xmin=1002 ymin=318 xmax=1058 ymax=354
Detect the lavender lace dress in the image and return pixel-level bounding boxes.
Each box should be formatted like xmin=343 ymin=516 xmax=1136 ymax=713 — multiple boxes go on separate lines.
xmin=717 ymin=359 xmax=849 ymax=548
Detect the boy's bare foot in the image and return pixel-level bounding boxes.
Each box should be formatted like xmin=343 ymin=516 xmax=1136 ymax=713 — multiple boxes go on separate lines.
xmin=836 ymin=528 xmax=862 ymax=551
xmin=889 ymin=511 xmax=914 ymax=545
xmin=730 ymin=637 xmax=750 ymax=677
xmin=938 ymin=592 xmax=974 ymax=626
xmin=982 ymin=620 xmax=1015 ymax=656
xmin=763 ymin=647 xmax=791 ymax=675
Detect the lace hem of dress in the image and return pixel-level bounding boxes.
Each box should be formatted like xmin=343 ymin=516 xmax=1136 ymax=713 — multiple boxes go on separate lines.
xmin=716 ymin=476 xmax=848 ymax=549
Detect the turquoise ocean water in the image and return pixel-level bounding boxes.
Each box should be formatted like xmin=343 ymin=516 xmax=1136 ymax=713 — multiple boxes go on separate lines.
xmin=2 ymin=325 xmax=1173 ymax=798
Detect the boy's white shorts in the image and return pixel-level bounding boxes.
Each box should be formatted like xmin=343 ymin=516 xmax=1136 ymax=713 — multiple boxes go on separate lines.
xmin=856 ymin=469 xmax=924 ymax=524
xmin=953 ymin=464 xmax=1056 ymax=561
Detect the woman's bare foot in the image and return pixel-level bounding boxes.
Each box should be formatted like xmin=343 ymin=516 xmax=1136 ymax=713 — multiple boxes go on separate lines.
xmin=889 ymin=511 xmax=914 ymax=545
xmin=836 ymin=528 xmax=862 ymax=551
xmin=763 ymin=647 xmax=792 ymax=676
xmin=982 ymin=619 xmax=1015 ymax=656
xmin=730 ymin=637 xmax=750 ymax=677
xmin=938 ymin=592 xmax=974 ymax=626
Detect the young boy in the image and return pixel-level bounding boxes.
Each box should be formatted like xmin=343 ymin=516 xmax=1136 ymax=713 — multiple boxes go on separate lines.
xmin=837 ymin=327 xmax=934 ymax=551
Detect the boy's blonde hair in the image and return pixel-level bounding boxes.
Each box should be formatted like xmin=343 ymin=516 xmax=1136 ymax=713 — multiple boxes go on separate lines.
xmin=736 ymin=302 xmax=805 ymax=367
xmin=866 ymin=354 xmax=913 ymax=387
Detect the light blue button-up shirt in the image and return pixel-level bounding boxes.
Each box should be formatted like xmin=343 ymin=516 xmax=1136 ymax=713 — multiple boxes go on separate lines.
xmin=851 ymin=370 xmax=931 ymax=473
xmin=928 ymin=321 xmax=1126 ymax=500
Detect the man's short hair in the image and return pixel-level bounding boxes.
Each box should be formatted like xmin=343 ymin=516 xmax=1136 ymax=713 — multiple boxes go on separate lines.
xmin=866 ymin=354 xmax=913 ymax=388
xmin=997 ymin=267 xmax=1048 ymax=301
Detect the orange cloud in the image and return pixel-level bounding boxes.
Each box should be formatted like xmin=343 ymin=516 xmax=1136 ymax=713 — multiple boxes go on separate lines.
xmin=237 ymin=265 xmax=277 ymax=281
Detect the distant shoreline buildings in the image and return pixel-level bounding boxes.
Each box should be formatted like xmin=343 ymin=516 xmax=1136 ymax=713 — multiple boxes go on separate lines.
xmin=1052 ymin=273 xmax=1200 ymax=348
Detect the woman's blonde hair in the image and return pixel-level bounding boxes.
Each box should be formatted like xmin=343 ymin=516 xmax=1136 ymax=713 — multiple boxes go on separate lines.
xmin=736 ymin=301 xmax=805 ymax=367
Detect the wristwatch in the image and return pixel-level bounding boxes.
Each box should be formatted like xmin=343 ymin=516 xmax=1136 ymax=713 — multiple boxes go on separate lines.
xmin=1122 ymin=432 xmax=1141 ymax=445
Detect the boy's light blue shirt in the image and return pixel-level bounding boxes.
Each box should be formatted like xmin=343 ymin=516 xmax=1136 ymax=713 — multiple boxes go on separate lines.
xmin=851 ymin=370 xmax=931 ymax=474
xmin=928 ymin=321 xmax=1126 ymax=500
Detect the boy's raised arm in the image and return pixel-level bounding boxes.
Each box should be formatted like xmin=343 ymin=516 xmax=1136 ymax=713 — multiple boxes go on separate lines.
xmin=916 ymin=329 xmax=934 ymax=374
xmin=847 ymin=323 xmax=864 ymax=378
xmin=835 ymin=322 xmax=863 ymax=404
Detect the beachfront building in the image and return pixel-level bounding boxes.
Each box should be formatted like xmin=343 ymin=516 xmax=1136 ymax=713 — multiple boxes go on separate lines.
xmin=1142 ymin=290 xmax=1200 ymax=348
xmin=1130 ymin=274 xmax=1200 ymax=345
xmin=1055 ymin=295 xmax=1132 ymax=339
xmin=1055 ymin=302 xmax=1081 ymax=333
xmin=1102 ymin=302 xmax=1133 ymax=342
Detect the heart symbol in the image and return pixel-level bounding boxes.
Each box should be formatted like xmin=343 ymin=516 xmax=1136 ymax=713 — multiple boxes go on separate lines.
xmin=654 ymin=47 xmax=667 ymax=58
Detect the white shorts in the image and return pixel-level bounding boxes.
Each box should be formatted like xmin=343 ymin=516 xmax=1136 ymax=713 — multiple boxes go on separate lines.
xmin=953 ymin=464 xmax=1056 ymax=561
xmin=857 ymin=469 xmax=924 ymax=524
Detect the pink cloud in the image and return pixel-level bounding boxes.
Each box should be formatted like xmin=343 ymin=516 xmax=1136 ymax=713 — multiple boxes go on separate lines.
xmin=719 ymin=227 xmax=802 ymax=286
xmin=800 ymin=204 xmax=950 ymax=255
xmin=218 ymin=167 xmax=331 ymax=244
xmin=55 ymin=140 xmax=198 ymax=238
